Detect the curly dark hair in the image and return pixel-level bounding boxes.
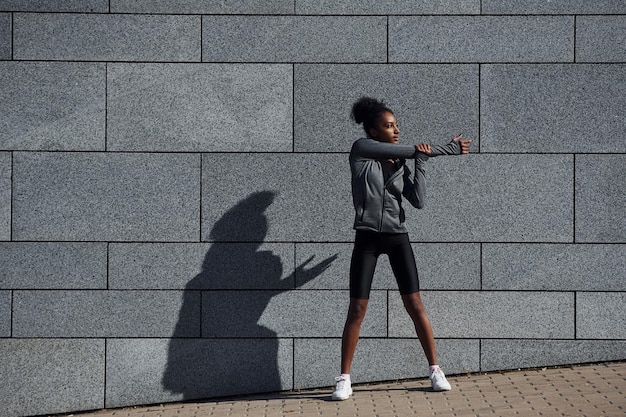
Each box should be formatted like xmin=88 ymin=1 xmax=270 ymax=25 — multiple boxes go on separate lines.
xmin=350 ymin=96 xmax=394 ymax=135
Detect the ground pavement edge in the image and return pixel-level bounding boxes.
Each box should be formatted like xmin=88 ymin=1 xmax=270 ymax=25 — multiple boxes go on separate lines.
xmin=45 ymin=361 xmax=625 ymax=417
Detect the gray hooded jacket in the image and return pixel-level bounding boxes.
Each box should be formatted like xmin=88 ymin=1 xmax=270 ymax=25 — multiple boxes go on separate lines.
xmin=349 ymin=138 xmax=461 ymax=233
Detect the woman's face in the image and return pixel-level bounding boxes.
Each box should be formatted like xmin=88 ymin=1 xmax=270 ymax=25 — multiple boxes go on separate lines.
xmin=369 ymin=111 xmax=399 ymax=144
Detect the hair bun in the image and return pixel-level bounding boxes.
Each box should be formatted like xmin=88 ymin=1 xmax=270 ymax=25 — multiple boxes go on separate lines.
xmin=350 ymin=97 xmax=393 ymax=133
xmin=351 ymin=97 xmax=383 ymax=125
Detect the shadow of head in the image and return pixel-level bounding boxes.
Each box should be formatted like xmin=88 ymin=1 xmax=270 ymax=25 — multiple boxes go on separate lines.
xmin=209 ymin=191 xmax=276 ymax=242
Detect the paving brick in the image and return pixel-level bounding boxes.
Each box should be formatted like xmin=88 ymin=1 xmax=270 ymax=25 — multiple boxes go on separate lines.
xmin=106 ymin=338 xmax=293 ymax=407
xmin=0 ymin=152 xmax=9 ymax=241
xmin=109 ymin=242 xmax=295 ymax=290
xmin=577 ymin=292 xmax=626 ymax=339
xmin=389 ymin=16 xmax=573 ymax=63
xmin=107 ymin=64 xmax=292 ymax=152
xmin=0 ymin=62 xmax=105 ymax=151
xmin=201 ymin=155 xmax=353 ymax=242
xmin=0 ymin=290 xmax=9 ymax=336
xmin=481 ymin=339 xmax=626 ymax=371
xmin=14 ymin=13 xmax=200 ymax=61
xmin=0 ymin=242 xmax=107 ymax=289
xmin=294 ymin=64 xmax=478 ymax=152
xmin=0 ymin=0 xmax=107 ymax=12
xmin=0 ymin=339 xmax=104 ymax=417
xmin=576 ymin=155 xmax=626 ymax=243
xmin=482 ymin=0 xmax=626 ymax=14
xmin=481 ymin=64 xmax=625 ymax=153
xmin=202 ymin=16 xmax=386 ymax=63
xmin=110 ymin=0 xmax=293 ymax=14
xmin=294 ymin=338 xmax=478 ymax=389
xmin=13 ymin=290 xmax=199 ymax=337
xmin=295 ymin=243 xmax=480 ymax=291
xmin=577 ymin=16 xmax=626 ymax=62
xmin=12 ymin=152 xmax=200 ymax=242
xmin=295 ymin=0 xmax=479 ymax=14
xmin=0 ymin=13 xmax=9 ymax=59
xmin=390 ymin=291 xmax=575 ymax=338
xmin=483 ymin=243 xmax=626 ymax=291
xmin=202 ymin=290 xmax=386 ymax=337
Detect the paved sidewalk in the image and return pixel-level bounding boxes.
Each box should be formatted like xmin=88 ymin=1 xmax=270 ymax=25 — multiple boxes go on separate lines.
xmin=58 ymin=362 xmax=624 ymax=417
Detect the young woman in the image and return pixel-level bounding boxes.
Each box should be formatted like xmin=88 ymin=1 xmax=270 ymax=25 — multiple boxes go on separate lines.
xmin=332 ymin=97 xmax=471 ymax=400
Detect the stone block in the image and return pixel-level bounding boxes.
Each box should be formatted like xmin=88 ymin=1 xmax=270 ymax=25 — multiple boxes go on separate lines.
xmin=294 ymin=338 xmax=479 ymax=389
xmin=109 ymin=243 xmax=208 ymax=289
xmin=295 ymin=243 xmax=480 ymax=291
xmin=0 ymin=339 xmax=104 ymax=417
xmin=294 ymin=64 xmax=479 ymax=152
xmin=481 ymin=64 xmax=626 ymax=153
xmin=14 ymin=13 xmax=200 ymax=61
xmin=389 ymin=16 xmax=573 ymax=63
xmin=0 ymin=152 xmax=9 ymax=241
xmin=0 ymin=242 xmax=107 ymax=289
xmin=483 ymin=244 xmax=626 ymax=291
xmin=0 ymin=13 xmax=9 ymax=59
xmin=389 ymin=291 xmax=575 ymax=339
xmin=0 ymin=0 xmax=107 ymax=12
xmin=412 ymin=154 xmax=573 ymax=242
xmin=0 ymin=290 xmax=9 ymax=336
xmin=577 ymin=16 xmax=626 ymax=62
xmin=110 ymin=0 xmax=294 ymax=14
xmin=576 ymin=155 xmax=626 ymax=243
xmin=13 ymin=290 xmax=199 ymax=337
xmin=203 ymin=290 xmax=386 ymax=337
xmin=577 ymin=292 xmax=626 ymax=339
xmin=12 ymin=152 xmax=200 ymax=241
xmin=202 ymin=154 xmax=572 ymax=243
xmin=295 ymin=0 xmax=479 ymax=14
xmin=482 ymin=0 xmax=626 ymax=14
xmin=109 ymin=242 xmax=295 ymax=290
xmin=202 ymin=16 xmax=386 ymax=63
xmin=412 ymin=243 xmax=481 ymax=290
xmin=481 ymin=339 xmax=626 ymax=372
xmin=106 ymin=338 xmax=293 ymax=407
xmin=107 ymin=64 xmax=292 ymax=152
xmin=201 ymin=155 xmax=353 ymax=242
xmin=0 ymin=62 xmax=105 ymax=151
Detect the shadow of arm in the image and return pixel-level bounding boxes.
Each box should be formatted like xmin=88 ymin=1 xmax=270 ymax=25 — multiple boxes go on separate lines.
xmin=289 ymin=254 xmax=339 ymax=288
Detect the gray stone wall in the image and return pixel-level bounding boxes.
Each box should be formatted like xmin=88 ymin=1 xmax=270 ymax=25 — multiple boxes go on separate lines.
xmin=0 ymin=1 xmax=624 ymax=416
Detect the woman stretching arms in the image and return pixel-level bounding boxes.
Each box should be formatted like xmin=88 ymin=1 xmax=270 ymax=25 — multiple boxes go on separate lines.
xmin=332 ymin=97 xmax=471 ymax=400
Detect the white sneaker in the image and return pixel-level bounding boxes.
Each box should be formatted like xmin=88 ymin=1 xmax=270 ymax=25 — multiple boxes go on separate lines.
xmin=430 ymin=368 xmax=452 ymax=391
xmin=332 ymin=376 xmax=353 ymax=400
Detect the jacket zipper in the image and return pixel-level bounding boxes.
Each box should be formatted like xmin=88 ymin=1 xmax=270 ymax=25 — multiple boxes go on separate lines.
xmin=379 ymin=188 xmax=386 ymax=232
xmin=380 ymin=163 xmax=403 ymax=232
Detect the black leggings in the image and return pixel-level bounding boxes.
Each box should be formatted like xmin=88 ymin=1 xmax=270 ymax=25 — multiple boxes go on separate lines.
xmin=349 ymin=230 xmax=420 ymax=299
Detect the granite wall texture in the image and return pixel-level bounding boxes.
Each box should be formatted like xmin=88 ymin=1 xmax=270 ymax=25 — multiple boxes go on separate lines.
xmin=0 ymin=1 xmax=624 ymax=416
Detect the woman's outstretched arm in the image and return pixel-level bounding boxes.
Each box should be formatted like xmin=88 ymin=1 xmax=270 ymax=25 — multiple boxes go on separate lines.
xmin=428 ymin=134 xmax=472 ymax=156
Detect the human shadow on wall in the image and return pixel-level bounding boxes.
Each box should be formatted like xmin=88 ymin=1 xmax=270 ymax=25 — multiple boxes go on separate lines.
xmin=162 ymin=191 xmax=337 ymax=400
